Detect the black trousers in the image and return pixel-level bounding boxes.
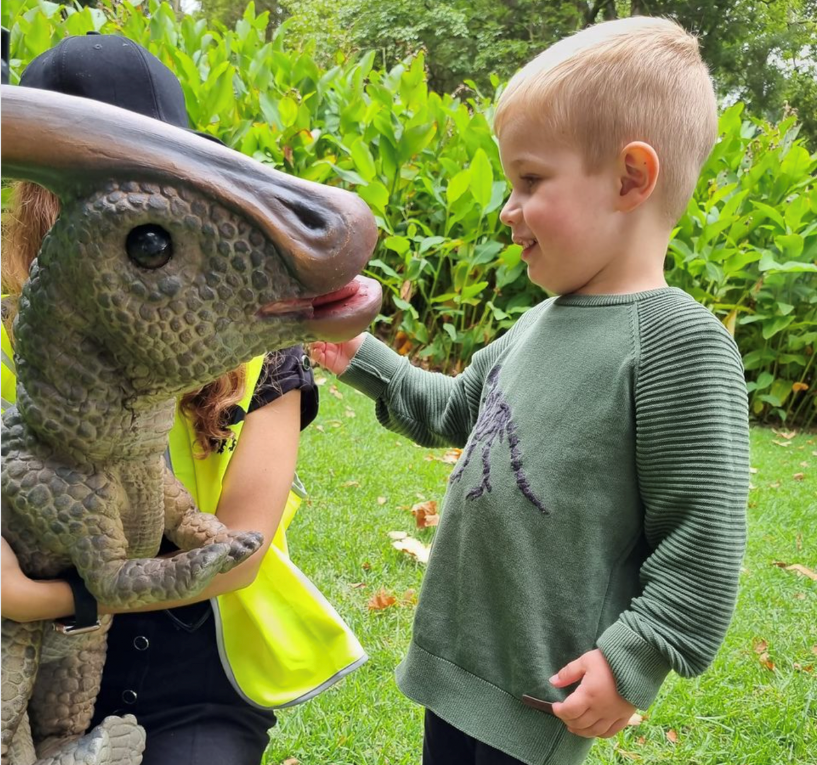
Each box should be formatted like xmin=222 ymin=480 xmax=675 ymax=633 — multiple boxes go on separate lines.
xmin=423 ymin=710 xmax=527 ymax=765
xmin=91 ymin=601 xmax=276 ymax=765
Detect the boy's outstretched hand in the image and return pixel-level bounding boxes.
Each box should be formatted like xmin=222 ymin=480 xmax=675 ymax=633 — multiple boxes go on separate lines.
xmin=309 ymin=335 xmax=366 ymax=376
xmin=550 ymin=649 xmax=636 ymax=738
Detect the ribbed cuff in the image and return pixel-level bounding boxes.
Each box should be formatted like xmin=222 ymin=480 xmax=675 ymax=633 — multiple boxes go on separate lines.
xmin=338 ymin=334 xmax=406 ymax=401
xmin=596 ymin=621 xmax=671 ymax=710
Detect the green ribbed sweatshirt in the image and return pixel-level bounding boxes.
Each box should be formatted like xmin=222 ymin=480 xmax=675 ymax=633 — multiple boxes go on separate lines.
xmin=340 ymin=287 xmax=749 ymax=765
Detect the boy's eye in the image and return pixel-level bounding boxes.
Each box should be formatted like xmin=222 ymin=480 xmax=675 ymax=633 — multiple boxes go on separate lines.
xmin=521 ymin=176 xmax=540 ymax=190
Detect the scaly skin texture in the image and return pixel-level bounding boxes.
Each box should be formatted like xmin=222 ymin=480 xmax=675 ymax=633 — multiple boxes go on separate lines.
xmin=1 ymin=112 xmax=379 ymax=764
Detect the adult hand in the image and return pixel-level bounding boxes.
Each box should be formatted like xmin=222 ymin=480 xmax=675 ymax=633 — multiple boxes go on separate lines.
xmin=550 ymin=649 xmax=636 ymax=738
xmin=309 ymin=334 xmax=365 ymax=376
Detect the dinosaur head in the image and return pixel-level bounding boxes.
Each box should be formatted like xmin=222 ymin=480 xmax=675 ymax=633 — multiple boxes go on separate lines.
xmin=2 ymin=85 xmax=382 ymax=401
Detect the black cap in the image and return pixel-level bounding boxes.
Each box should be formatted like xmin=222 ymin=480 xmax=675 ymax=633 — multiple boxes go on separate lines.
xmin=20 ymin=32 xmax=189 ymax=130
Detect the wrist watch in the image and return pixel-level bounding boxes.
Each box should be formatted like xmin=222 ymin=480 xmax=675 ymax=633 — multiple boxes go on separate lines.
xmin=52 ymin=568 xmax=101 ymax=635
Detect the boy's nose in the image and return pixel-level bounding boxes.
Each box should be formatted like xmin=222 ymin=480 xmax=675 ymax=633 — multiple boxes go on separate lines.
xmin=499 ymin=196 xmax=520 ymax=227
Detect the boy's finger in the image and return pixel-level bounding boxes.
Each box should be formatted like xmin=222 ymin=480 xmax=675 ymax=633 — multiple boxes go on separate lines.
xmin=567 ymin=719 xmax=611 ymax=739
xmin=598 ymin=717 xmax=629 ymax=739
xmin=559 ymin=708 xmax=600 ymax=731
xmin=551 ymin=690 xmax=589 ymax=721
xmin=549 ymin=658 xmax=585 ymax=688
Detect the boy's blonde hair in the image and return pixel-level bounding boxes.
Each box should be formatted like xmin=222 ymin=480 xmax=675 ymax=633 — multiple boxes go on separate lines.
xmin=494 ymin=17 xmax=717 ymax=222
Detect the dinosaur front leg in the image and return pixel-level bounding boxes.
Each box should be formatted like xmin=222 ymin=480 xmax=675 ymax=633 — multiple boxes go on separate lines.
xmin=2 ymin=619 xmax=44 ymax=765
xmin=72 ymin=508 xmax=254 ymax=608
xmin=162 ymin=467 xmax=262 ymax=569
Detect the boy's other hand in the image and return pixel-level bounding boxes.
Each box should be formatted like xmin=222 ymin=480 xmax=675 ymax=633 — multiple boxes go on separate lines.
xmin=550 ymin=649 xmax=636 ymax=738
xmin=309 ymin=335 xmax=365 ymax=376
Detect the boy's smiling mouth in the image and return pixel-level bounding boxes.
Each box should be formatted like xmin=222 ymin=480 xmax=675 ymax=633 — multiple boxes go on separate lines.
xmin=513 ymin=236 xmax=538 ymax=259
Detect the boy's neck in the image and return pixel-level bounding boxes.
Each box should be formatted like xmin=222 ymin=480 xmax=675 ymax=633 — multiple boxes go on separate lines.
xmin=573 ymin=218 xmax=671 ymax=296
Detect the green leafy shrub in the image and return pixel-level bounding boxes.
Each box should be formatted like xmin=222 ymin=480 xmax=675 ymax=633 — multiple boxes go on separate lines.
xmin=3 ymin=0 xmax=815 ymax=426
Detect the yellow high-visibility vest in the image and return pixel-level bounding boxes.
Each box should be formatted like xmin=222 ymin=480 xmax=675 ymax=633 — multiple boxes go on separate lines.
xmin=1 ymin=317 xmax=367 ymax=708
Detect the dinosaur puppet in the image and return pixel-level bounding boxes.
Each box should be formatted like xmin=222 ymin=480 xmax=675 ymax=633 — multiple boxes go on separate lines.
xmin=1 ymin=84 xmax=381 ymax=765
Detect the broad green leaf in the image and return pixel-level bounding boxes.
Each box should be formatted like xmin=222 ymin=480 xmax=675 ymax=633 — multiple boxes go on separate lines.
xmin=384 ymin=236 xmax=410 ymax=256
xmin=398 ymin=122 xmax=436 ymax=164
xmin=469 ymin=149 xmax=493 ymax=210
xmin=446 ymin=169 xmax=472 ymax=206
xmin=350 ymin=139 xmax=377 ymax=182
xmin=774 ymin=234 xmax=804 ymax=260
xmin=329 ymin=165 xmax=368 ymax=186
xmin=762 ymin=315 xmax=795 ymax=340
xmin=357 ymin=181 xmax=389 ymax=213
xmin=278 ymin=96 xmax=298 ymax=128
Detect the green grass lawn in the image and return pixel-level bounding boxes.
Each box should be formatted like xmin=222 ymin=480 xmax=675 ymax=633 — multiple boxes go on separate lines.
xmin=264 ymin=379 xmax=816 ymax=765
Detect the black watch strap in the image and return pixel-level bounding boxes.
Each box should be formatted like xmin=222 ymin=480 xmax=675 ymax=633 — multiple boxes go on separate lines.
xmin=55 ymin=568 xmax=99 ymax=632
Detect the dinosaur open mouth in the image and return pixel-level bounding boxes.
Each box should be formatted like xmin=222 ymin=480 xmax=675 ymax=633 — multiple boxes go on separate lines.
xmin=257 ymin=275 xmax=382 ymax=337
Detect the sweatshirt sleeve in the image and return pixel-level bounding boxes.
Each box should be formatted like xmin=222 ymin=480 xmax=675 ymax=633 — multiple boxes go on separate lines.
xmin=339 ymin=312 xmax=535 ymax=448
xmin=596 ymin=298 xmax=750 ymax=710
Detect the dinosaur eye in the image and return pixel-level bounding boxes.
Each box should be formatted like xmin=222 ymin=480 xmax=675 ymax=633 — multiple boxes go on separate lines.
xmin=126 ymin=225 xmax=173 ymax=269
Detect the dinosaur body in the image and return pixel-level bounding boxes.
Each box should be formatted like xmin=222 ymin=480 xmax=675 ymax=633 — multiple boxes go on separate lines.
xmin=1 ymin=86 xmax=381 ymax=765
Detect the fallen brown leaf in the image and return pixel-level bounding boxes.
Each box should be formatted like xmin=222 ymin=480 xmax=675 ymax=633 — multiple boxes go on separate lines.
xmin=362 ymin=561 xmax=371 ymax=571
xmin=769 ymin=481 xmax=781 ymax=488
xmin=749 ymin=467 xmax=759 ymax=474
xmin=666 ymin=729 xmax=679 ymax=744
xmin=329 ymin=385 xmax=344 ymax=400
xmin=792 ymin=382 xmax=809 ymax=393
xmin=772 ymin=441 xmax=791 ymax=448
xmin=315 ymin=424 xmax=325 ymax=432
xmin=400 ymin=280 xmax=413 ymax=302
xmin=389 ymin=532 xmax=431 ymax=563
xmin=314 ymin=375 xmax=327 ymax=386
xmin=773 ymin=429 xmax=797 ymax=440
xmin=636 ymin=736 xmax=646 ymax=745
xmin=772 ymin=560 xmax=789 ymax=568
xmin=800 ymin=461 xmax=810 ymax=468
xmin=628 ymin=713 xmax=644 ymax=726
xmin=613 ymin=747 xmax=642 ymax=761
xmin=812 ymin=646 xmax=817 ymax=655
xmin=411 ymin=500 xmax=440 ymax=528
xmin=341 ymin=480 xmax=360 ymax=488
xmin=793 ymin=663 xmax=814 ymax=673
xmin=401 ymin=588 xmax=418 ymax=605
xmin=345 ymin=407 xmax=356 ymax=418
xmin=442 ymin=448 xmax=462 ymax=464
xmin=785 ymin=564 xmax=817 ymax=581
xmin=349 ymin=582 xmax=366 ymax=589
xmin=753 ymin=639 xmax=769 ymax=654
xmin=758 ymin=652 xmax=775 ymax=671
xmin=377 ymin=496 xmax=387 ymax=506
xmin=793 ymin=473 xmax=806 ymax=481
xmin=368 ymin=589 xmax=397 ymax=610
xmin=282 ymin=758 xmax=300 ymax=765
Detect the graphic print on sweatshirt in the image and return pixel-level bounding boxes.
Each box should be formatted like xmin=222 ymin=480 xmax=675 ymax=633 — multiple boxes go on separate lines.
xmin=449 ymin=366 xmax=549 ymax=514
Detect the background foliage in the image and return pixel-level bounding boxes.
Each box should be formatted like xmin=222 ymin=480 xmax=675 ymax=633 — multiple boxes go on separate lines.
xmin=2 ymin=0 xmax=816 ymax=426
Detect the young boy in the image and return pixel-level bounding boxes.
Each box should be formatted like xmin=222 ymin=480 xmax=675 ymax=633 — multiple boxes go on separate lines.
xmin=313 ymin=16 xmax=749 ymax=765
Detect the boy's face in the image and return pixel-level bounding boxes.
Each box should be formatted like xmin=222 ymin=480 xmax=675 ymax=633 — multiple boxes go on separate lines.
xmin=499 ymin=118 xmax=622 ymax=295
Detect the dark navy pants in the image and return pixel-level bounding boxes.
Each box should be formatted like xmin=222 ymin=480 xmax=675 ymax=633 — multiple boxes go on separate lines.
xmin=423 ymin=710 xmax=527 ymax=765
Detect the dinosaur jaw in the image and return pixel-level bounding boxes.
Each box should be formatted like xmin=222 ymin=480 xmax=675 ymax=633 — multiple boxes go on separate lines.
xmin=257 ymin=275 xmax=382 ymax=341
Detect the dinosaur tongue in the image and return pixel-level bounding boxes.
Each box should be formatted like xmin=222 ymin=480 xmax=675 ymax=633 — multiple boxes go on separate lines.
xmin=312 ymin=280 xmax=360 ymax=307
xmin=257 ymin=276 xmax=368 ymax=316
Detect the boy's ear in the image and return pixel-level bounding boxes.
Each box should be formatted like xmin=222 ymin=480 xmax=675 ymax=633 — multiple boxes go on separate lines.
xmin=617 ymin=141 xmax=659 ymax=212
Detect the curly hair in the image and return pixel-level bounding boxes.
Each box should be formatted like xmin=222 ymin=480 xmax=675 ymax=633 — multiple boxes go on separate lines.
xmin=1 ymin=181 xmax=245 ymax=457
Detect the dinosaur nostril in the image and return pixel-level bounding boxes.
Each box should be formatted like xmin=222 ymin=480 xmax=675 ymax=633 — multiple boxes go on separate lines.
xmin=279 ymin=197 xmax=328 ymax=232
